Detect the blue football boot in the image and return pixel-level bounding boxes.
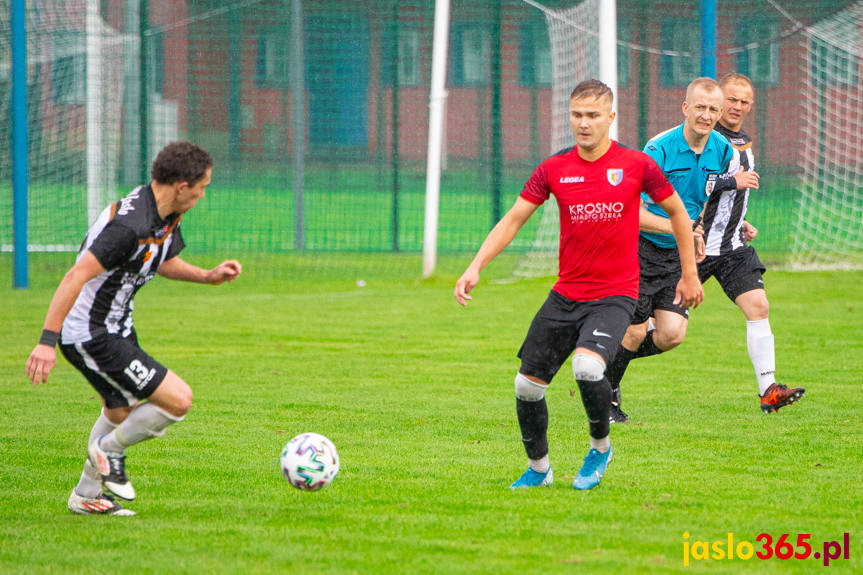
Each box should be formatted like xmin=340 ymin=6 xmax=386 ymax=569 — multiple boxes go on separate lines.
xmin=510 ymin=467 xmax=553 ymax=489
xmin=573 ymin=446 xmax=613 ymax=490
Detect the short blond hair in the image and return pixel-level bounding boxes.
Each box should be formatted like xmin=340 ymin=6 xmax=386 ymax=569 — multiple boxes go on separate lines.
xmin=719 ymin=72 xmax=755 ymax=97
xmin=570 ymin=79 xmax=614 ymax=106
xmin=685 ymin=77 xmax=722 ymax=102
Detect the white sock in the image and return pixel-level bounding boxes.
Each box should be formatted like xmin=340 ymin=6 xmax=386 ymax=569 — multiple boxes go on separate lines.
xmin=75 ymin=410 xmax=118 ymax=497
xmin=101 ymin=403 xmax=183 ymax=452
xmin=747 ymin=319 xmax=776 ymax=395
xmin=590 ymin=436 xmax=611 ymax=453
xmin=528 ymin=455 xmax=550 ymax=473
xmin=75 ymin=460 xmax=103 ymax=498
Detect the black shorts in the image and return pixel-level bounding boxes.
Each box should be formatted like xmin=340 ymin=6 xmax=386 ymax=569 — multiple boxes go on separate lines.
xmin=518 ymin=291 xmax=636 ymax=384
xmin=698 ymin=245 xmax=766 ymax=302
xmin=632 ymin=236 xmax=689 ymax=324
xmin=59 ymin=332 xmax=168 ymax=409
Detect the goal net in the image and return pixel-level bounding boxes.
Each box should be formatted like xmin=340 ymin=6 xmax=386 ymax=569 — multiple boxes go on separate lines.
xmin=0 ymin=0 xmax=127 ymax=253
xmin=793 ymin=1 xmax=863 ymax=270
xmin=512 ymin=0 xmax=599 ymax=279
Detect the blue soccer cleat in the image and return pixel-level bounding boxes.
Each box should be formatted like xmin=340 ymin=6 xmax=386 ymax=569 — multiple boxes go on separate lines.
xmin=509 ymin=467 xmax=553 ymax=489
xmin=573 ymin=446 xmax=613 ymax=490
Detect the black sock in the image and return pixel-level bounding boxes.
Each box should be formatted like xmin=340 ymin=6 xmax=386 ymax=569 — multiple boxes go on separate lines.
xmin=516 ymin=398 xmax=548 ymax=460
xmin=606 ymin=347 xmax=636 ymax=403
xmin=634 ymin=329 xmax=664 ymax=358
xmin=576 ymin=377 xmax=611 ymax=440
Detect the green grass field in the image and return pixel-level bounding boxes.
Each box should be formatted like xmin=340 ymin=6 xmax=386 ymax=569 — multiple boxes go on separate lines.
xmin=1 ymin=263 xmax=861 ymax=574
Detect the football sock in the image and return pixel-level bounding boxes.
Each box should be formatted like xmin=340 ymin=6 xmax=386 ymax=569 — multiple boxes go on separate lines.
xmin=589 ymin=435 xmax=611 ymax=453
xmin=102 ymin=403 xmax=183 ymax=452
xmin=76 ymin=460 xmax=103 ymax=498
xmin=76 ymin=410 xmax=118 ymax=497
xmin=88 ymin=408 xmax=119 ymax=446
xmin=528 ymin=455 xmax=550 ymax=474
xmin=605 ymin=346 xmax=636 ymax=402
xmin=516 ymin=398 xmax=549 ymax=460
xmin=634 ymin=329 xmax=664 ymax=358
xmin=747 ymin=319 xmax=776 ymax=395
xmin=576 ymin=376 xmax=612 ymax=441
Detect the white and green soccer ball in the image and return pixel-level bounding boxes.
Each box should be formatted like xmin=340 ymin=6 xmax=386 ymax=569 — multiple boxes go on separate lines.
xmin=280 ymin=432 xmax=340 ymax=491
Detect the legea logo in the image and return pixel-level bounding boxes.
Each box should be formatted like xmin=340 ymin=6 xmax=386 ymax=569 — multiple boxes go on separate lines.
xmin=568 ymin=201 xmax=624 ymax=223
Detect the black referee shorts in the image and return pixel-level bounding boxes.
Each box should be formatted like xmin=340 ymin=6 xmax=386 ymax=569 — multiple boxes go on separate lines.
xmin=632 ymin=236 xmax=688 ymax=324
xmin=60 ymin=332 xmax=168 ymax=409
xmin=698 ymin=245 xmax=766 ymax=302
xmin=518 ymin=291 xmax=636 ymax=384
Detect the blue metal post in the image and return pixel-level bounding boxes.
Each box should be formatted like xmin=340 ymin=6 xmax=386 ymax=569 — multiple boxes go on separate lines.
xmin=701 ymin=0 xmax=717 ymax=78
xmin=11 ymin=0 xmax=29 ymax=289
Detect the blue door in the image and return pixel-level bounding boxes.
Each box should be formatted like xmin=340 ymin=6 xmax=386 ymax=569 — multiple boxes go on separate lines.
xmin=306 ymin=13 xmax=369 ymax=150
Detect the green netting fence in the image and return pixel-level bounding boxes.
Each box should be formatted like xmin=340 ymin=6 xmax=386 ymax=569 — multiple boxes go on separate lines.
xmin=2 ymin=0 xmax=861 ymax=284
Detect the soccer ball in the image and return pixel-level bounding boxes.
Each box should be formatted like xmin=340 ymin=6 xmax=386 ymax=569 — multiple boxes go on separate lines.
xmin=280 ymin=432 xmax=340 ymax=491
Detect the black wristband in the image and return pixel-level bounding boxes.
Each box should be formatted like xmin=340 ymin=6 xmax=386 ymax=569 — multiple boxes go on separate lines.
xmin=39 ymin=329 xmax=60 ymax=347
xmin=692 ymin=217 xmax=703 ymax=231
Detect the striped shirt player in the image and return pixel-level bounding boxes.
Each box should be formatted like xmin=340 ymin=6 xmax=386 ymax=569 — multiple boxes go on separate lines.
xmin=26 ymin=142 xmax=242 ymax=515
xmin=705 ymin=121 xmax=755 ymax=254
xmin=455 ymin=79 xmax=701 ymax=492
xmin=62 ymin=185 xmax=185 ymax=346
xmin=700 ymin=73 xmax=804 ymax=413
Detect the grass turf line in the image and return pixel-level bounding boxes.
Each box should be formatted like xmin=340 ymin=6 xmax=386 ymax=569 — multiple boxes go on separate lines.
xmin=0 ymin=270 xmax=860 ymax=573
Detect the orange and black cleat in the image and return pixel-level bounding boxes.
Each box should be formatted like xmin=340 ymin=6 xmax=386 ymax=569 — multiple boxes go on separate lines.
xmin=760 ymin=383 xmax=806 ymax=413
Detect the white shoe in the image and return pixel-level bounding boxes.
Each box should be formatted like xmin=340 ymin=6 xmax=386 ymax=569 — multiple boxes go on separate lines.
xmin=68 ymin=490 xmax=135 ymax=516
xmin=88 ymin=435 xmax=136 ymax=501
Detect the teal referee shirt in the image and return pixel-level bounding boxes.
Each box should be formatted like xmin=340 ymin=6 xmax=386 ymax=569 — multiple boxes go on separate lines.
xmin=640 ymin=124 xmax=737 ymax=249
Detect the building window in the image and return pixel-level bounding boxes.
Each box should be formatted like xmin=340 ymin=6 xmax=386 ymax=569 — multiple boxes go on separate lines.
xmin=149 ymin=32 xmax=164 ymax=97
xmin=617 ymin=20 xmax=631 ymax=88
xmin=398 ymin=28 xmax=422 ymax=85
xmin=450 ymin=23 xmax=488 ymax=86
xmin=737 ymin=19 xmax=780 ymax=86
xmin=381 ymin=26 xmax=423 ymax=86
xmin=659 ymin=19 xmax=699 ymax=87
xmin=53 ymin=32 xmax=86 ymax=105
xmin=519 ymin=19 xmax=551 ymax=87
xmin=256 ymin=28 xmax=287 ymax=89
xmin=810 ymin=40 xmax=858 ymax=87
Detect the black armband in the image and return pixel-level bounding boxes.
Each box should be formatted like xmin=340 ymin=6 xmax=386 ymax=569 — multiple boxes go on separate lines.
xmin=692 ymin=216 xmax=703 ymax=231
xmin=713 ymin=172 xmax=739 ymax=193
xmin=39 ymin=329 xmax=60 ymax=347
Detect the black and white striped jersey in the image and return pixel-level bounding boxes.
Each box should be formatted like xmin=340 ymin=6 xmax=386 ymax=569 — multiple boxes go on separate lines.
xmin=703 ymin=123 xmax=755 ymax=255
xmin=61 ymin=185 xmax=185 ymax=344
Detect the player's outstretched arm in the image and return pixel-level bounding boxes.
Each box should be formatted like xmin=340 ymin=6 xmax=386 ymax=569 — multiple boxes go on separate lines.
xmin=158 ymin=257 xmax=242 ymax=285
xmin=639 ymin=206 xmax=705 ymax=262
xmin=454 ymin=198 xmax=539 ymax=306
xmin=638 ymin=206 xmax=673 ymax=235
xmin=26 ymin=251 xmax=105 ymax=385
xmin=657 ymin=193 xmax=703 ymax=309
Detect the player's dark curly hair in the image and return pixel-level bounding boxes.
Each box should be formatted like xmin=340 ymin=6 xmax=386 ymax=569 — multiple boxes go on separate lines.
xmin=151 ymin=141 xmax=213 ymax=185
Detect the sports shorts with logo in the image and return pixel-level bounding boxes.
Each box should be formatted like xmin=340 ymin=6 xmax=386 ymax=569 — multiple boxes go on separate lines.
xmin=518 ymin=291 xmax=636 ymax=383
xmin=60 ymin=332 xmax=168 ymax=408
xmin=698 ymin=245 xmax=766 ymax=302
xmin=633 ymin=235 xmax=688 ymax=323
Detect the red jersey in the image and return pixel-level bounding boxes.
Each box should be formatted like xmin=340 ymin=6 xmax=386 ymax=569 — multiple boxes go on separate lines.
xmin=520 ymin=141 xmax=674 ymax=301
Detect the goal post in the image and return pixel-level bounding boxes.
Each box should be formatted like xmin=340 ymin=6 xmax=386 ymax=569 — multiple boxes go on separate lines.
xmin=793 ymin=2 xmax=863 ymax=270
xmin=511 ymin=0 xmax=604 ymax=280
